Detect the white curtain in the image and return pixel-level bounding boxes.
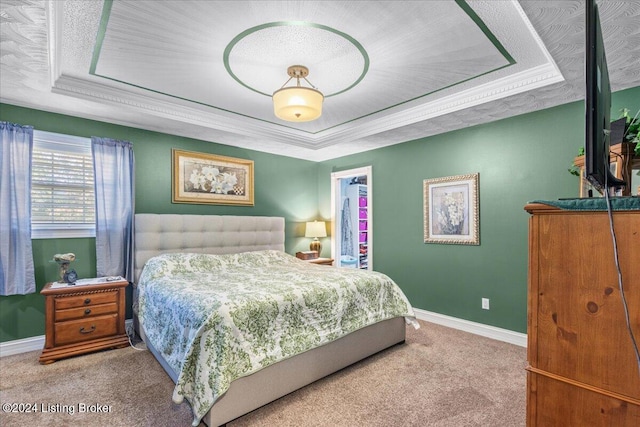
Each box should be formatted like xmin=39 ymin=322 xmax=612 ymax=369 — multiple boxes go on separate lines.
xmin=92 ymin=137 xmax=135 ymax=282
xmin=0 ymin=122 xmax=36 ymax=295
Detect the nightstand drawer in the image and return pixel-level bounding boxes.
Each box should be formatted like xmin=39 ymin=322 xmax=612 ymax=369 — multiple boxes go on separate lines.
xmin=54 ymin=290 xmax=118 ymax=310
xmin=55 ymin=303 xmax=118 ymax=322
xmin=54 ymin=314 xmax=118 ymax=346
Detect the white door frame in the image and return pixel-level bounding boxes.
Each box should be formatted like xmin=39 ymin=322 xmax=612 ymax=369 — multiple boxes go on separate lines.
xmin=330 ymin=166 xmax=373 ymax=270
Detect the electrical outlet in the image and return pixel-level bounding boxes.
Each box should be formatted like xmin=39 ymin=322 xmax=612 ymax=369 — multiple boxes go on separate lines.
xmin=482 ymin=298 xmax=490 ymax=310
xmin=125 ymin=319 xmax=134 ymax=338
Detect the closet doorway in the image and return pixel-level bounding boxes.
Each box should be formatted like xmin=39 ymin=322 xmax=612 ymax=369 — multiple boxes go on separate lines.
xmin=330 ymin=166 xmax=372 ymax=270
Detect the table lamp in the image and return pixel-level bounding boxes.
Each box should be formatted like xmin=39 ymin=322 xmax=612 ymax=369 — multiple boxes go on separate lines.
xmin=305 ymin=220 xmax=327 ymax=254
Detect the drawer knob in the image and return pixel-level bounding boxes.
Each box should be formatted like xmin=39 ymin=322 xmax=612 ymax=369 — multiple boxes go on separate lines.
xmin=84 ymin=298 xmax=91 ymax=304
xmin=84 ymin=308 xmax=91 ymax=315
xmin=79 ymin=325 xmax=96 ymax=334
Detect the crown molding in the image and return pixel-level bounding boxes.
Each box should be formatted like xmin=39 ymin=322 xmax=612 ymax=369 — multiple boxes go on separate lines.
xmin=49 ymin=52 xmax=563 ymax=153
xmin=47 ymin=0 xmax=62 ymax=89
xmin=311 ymin=61 xmax=565 ymax=148
xmin=51 ymin=73 xmax=320 ymax=148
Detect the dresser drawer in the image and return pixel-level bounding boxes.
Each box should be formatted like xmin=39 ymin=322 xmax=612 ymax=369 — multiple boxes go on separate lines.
xmin=54 ymin=290 xmax=118 ymax=310
xmin=55 ymin=303 xmax=118 ymax=322
xmin=54 ymin=314 xmax=118 ymax=346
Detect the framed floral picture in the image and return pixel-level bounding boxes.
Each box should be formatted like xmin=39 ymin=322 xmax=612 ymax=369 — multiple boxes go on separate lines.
xmin=423 ymin=173 xmax=479 ymax=245
xmin=172 ymin=149 xmax=254 ymax=206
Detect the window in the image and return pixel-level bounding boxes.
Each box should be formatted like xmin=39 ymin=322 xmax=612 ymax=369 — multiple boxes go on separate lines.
xmin=31 ymin=131 xmax=95 ymax=238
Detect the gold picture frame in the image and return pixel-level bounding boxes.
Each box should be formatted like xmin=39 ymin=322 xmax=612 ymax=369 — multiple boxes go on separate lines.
xmin=423 ymin=173 xmax=479 ymax=245
xmin=172 ymin=149 xmax=254 ymax=206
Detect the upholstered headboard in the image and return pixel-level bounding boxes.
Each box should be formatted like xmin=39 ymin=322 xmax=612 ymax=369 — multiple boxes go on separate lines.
xmin=134 ymin=214 xmax=285 ymax=283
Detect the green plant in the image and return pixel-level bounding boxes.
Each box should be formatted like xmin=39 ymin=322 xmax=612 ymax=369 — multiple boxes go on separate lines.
xmin=568 ymin=147 xmax=585 ymax=176
xmin=569 ymin=108 xmax=640 ymax=176
xmin=619 ymin=108 xmax=640 ymax=156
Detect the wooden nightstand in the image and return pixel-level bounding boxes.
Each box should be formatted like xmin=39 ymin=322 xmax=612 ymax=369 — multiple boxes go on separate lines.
xmin=306 ymin=258 xmax=334 ymax=266
xmin=39 ymin=278 xmax=129 ymax=364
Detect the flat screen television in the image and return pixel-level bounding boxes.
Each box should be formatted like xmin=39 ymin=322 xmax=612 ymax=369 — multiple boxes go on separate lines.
xmin=584 ymin=0 xmax=626 ymax=194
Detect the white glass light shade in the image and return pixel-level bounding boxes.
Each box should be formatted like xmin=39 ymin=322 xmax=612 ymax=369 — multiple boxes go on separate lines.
xmin=273 ymin=87 xmax=323 ymax=122
xmin=305 ymin=221 xmax=327 ymax=238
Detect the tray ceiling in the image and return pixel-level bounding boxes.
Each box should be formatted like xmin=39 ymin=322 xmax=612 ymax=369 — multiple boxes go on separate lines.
xmin=1 ymin=1 xmax=639 ymax=161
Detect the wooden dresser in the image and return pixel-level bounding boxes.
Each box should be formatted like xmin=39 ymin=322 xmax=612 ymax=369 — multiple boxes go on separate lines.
xmin=525 ymin=203 xmax=640 ymax=426
xmin=39 ymin=279 xmax=129 ymax=364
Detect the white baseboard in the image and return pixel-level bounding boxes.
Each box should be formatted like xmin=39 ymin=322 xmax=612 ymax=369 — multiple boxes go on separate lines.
xmin=413 ymin=307 xmax=527 ymax=347
xmin=0 ymin=319 xmax=135 ymax=358
xmin=0 ymin=335 xmax=45 ymax=357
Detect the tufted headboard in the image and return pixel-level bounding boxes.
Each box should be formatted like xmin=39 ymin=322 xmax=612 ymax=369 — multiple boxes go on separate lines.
xmin=134 ymin=214 xmax=285 ymax=283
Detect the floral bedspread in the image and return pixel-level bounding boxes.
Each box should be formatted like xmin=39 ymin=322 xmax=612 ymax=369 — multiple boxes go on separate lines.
xmin=137 ymin=250 xmax=417 ymax=426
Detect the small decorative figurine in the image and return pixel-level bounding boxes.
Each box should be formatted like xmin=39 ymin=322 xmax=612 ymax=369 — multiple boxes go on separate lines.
xmin=51 ymin=253 xmax=77 ymax=283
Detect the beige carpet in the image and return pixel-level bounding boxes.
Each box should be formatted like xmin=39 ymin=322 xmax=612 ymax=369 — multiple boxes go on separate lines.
xmin=0 ymin=321 xmax=526 ymax=426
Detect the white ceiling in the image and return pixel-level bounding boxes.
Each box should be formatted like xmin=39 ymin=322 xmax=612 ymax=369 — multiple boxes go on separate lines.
xmin=1 ymin=0 xmax=639 ymax=161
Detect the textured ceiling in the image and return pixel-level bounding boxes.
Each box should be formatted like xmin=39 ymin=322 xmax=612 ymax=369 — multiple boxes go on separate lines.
xmin=1 ymin=0 xmax=639 ymax=161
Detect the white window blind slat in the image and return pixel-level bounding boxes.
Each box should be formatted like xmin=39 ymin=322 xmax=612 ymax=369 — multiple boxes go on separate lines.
xmin=31 ymin=131 xmax=95 ymax=238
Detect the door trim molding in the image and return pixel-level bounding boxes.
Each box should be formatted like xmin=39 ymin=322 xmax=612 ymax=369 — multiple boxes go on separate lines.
xmin=330 ymin=166 xmax=372 ymax=270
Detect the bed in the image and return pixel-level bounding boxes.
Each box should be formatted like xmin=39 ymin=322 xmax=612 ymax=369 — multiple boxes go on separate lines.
xmin=133 ymin=214 xmax=417 ymax=426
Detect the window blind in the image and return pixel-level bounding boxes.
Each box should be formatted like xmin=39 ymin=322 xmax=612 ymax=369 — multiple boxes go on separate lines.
xmin=31 ymin=131 xmax=95 ymax=238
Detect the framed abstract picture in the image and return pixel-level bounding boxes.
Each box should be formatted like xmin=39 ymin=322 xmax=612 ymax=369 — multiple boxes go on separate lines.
xmin=423 ymin=173 xmax=479 ymax=245
xmin=172 ymin=149 xmax=254 ymax=206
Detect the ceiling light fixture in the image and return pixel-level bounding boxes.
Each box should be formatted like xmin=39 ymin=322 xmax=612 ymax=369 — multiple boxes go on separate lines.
xmin=273 ymin=65 xmax=323 ymax=122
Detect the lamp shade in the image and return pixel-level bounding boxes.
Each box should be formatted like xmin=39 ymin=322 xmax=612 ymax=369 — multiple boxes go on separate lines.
xmin=305 ymin=221 xmax=327 ymax=238
xmin=273 ymin=87 xmax=323 ymax=122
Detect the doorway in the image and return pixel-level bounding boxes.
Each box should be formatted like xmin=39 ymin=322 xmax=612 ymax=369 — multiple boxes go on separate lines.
xmin=330 ymin=166 xmax=372 ymax=270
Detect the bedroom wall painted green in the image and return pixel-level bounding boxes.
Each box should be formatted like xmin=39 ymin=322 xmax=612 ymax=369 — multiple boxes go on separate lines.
xmin=317 ymin=86 xmax=640 ymax=334
xmin=0 ymin=104 xmax=320 ymax=342
xmin=0 ymin=86 xmax=638 ymax=342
